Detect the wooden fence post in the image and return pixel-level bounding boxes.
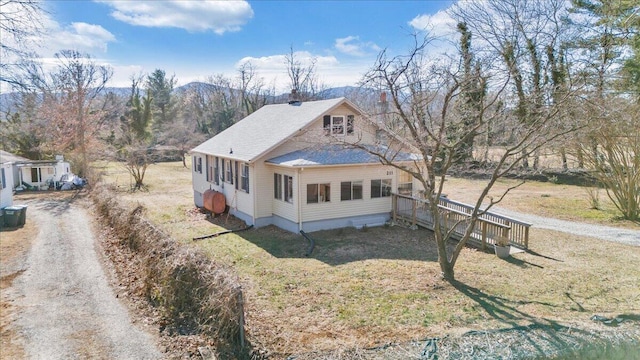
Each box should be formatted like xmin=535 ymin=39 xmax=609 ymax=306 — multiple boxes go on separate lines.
xmin=392 ymin=194 xmax=397 ymax=223
xmin=481 ymin=221 xmax=487 ymax=250
xmin=411 ymin=197 xmax=417 ymax=228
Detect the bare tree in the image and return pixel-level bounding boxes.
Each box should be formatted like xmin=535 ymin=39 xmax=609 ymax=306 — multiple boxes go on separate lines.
xmin=450 ymin=0 xmax=572 ymax=169
xmin=117 ymin=76 xmax=154 ymax=190
xmin=357 ymin=35 xmax=581 ymax=282
xmin=20 ymin=50 xmax=113 ymax=176
xmin=582 ymin=100 xmax=639 ymax=221
xmin=284 ymin=47 xmax=325 ymax=100
xmin=0 ymin=0 xmax=45 ymax=87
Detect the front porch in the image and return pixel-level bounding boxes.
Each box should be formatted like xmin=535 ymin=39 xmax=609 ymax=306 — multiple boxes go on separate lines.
xmin=391 ymin=193 xmax=532 ymax=250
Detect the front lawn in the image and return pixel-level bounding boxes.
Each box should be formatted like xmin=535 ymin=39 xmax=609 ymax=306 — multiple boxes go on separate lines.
xmin=96 ymin=161 xmax=640 ymax=357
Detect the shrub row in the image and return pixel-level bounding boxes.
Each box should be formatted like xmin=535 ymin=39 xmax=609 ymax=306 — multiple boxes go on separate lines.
xmin=91 ymin=183 xmax=246 ymax=355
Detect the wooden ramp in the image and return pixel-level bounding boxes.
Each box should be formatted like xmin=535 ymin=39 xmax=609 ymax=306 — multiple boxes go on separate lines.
xmin=392 ymin=193 xmax=532 ymax=250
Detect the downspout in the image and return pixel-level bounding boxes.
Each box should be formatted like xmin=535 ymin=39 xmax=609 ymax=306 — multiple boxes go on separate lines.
xmin=298 ymin=167 xmax=303 ymax=231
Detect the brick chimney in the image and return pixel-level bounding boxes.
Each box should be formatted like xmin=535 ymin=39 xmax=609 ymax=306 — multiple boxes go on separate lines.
xmin=288 ymin=89 xmax=301 ymax=105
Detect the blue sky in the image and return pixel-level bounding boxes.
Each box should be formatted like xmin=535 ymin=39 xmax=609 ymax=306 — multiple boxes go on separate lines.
xmin=31 ymin=1 xmax=457 ymax=92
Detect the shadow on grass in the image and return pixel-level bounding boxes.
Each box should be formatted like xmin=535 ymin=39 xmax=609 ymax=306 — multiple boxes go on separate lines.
xmin=525 ymin=248 xmax=564 ymax=262
xmin=504 ymin=255 xmax=545 ymax=269
xmin=238 ymin=225 xmax=445 ymax=266
xmin=451 ymin=279 xmax=592 ymax=354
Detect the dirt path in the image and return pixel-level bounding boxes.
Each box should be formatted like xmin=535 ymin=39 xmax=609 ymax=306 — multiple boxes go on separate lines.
xmin=493 ymin=207 xmax=640 ymax=246
xmin=2 ymin=194 xmax=162 ymax=359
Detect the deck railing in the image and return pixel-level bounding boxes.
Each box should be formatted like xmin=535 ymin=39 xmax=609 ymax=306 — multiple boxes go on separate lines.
xmin=392 ymin=193 xmax=531 ymax=249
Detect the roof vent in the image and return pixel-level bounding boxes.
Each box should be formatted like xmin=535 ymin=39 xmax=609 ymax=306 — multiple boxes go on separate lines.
xmin=288 ymin=89 xmax=302 ymax=105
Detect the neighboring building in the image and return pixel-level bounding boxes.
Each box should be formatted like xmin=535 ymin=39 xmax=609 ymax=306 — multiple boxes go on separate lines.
xmin=1 ymin=161 xmax=14 ymax=208
xmin=190 ymin=97 xmax=421 ymax=233
xmin=0 ymin=151 xmax=72 ymax=191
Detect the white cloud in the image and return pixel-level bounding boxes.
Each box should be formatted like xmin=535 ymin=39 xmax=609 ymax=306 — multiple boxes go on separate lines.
xmin=335 ymin=36 xmax=381 ymax=57
xmin=236 ymin=51 xmax=369 ymax=92
xmin=409 ymin=9 xmax=457 ymax=38
xmin=45 ymin=22 xmax=116 ymax=54
xmin=98 ymin=0 xmax=254 ymax=34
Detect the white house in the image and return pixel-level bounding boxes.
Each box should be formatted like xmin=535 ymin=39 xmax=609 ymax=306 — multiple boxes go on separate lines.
xmin=15 ymin=156 xmax=71 ymax=190
xmin=0 ymin=151 xmax=73 ymax=191
xmin=190 ymin=97 xmax=421 ymax=233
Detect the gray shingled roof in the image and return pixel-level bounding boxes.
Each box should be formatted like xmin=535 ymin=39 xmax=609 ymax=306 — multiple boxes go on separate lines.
xmin=0 ymin=150 xmax=29 ymax=164
xmin=191 ymin=97 xmax=352 ymax=162
xmin=266 ymin=145 xmax=421 ymax=167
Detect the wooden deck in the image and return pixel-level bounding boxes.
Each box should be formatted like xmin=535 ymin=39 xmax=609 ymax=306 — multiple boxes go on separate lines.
xmin=392 ymin=193 xmax=532 ymax=249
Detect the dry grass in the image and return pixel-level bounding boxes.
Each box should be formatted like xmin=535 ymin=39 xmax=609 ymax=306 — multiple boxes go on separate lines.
xmin=442 ymin=177 xmax=640 ymax=228
xmin=97 ymin=161 xmax=640 ymax=358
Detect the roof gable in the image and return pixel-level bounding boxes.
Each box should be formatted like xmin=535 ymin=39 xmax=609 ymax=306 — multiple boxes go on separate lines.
xmin=191 ymin=97 xmax=360 ymax=162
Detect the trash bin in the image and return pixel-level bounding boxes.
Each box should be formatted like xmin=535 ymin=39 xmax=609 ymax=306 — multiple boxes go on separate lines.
xmin=14 ymin=205 xmax=27 ymax=226
xmin=3 ymin=206 xmax=20 ymax=228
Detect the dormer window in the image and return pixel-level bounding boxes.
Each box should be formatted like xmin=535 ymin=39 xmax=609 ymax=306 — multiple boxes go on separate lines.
xmin=324 ymin=114 xmax=355 ymax=136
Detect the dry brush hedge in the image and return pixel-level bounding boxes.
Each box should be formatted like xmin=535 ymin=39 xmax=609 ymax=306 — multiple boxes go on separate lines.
xmin=91 ymin=183 xmax=246 ymax=354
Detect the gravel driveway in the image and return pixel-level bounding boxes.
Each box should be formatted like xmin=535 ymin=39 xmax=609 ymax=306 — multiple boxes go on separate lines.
xmin=493 ymin=207 xmax=640 ymax=246
xmin=6 ymin=195 xmax=162 ymax=359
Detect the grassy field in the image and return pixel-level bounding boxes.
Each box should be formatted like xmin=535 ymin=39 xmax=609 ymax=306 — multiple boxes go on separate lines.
xmin=95 ymin=161 xmax=640 ymax=357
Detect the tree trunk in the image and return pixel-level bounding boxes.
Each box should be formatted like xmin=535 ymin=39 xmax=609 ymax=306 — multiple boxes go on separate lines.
xmin=560 ymin=148 xmax=568 ymax=170
xmin=576 ymin=146 xmax=584 ymax=168
xmin=439 ymin=259 xmax=455 ymax=282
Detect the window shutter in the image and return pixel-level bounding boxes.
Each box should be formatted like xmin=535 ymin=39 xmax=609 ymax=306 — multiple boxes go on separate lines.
xmin=205 ymin=156 xmax=210 ymax=181
xmin=235 ymin=161 xmax=239 ymax=189
xmin=214 ymin=157 xmax=219 ymax=185
xmin=347 ymin=115 xmax=354 ymax=134
xmin=323 ymin=115 xmax=331 ymax=135
xmin=221 ymin=160 xmax=225 ymax=182
xmin=246 ymin=165 xmax=249 ymax=194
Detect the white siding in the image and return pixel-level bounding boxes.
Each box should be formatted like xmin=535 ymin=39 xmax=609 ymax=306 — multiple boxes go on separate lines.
xmin=291 ymin=104 xmax=378 ymax=146
xmin=1 ymin=163 xmax=14 ymax=208
xmin=271 ymin=168 xmax=298 ymax=223
xmin=192 ymin=152 xmax=255 ymax=220
xmin=191 ymin=153 xmax=209 ymax=197
xmin=299 ymin=164 xmax=396 ymax=223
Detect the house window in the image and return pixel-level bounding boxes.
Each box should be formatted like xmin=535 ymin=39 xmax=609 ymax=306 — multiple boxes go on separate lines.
xmin=371 ymin=179 xmax=392 ymax=198
xmin=197 ymin=157 xmax=202 ymax=174
xmin=284 ymin=175 xmax=293 ymax=203
xmin=324 ymin=114 xmax=354 ymax=136
xmin=340 ymin=181 xmax=363 ymax=201
xmin=307 ymin=183 xmax=330 ymax=204
xmin=206 ymin=155 xmax=214 ymax=182
xmin=31 ymin=168 xmax=41 ymax=182
xmin=225 ymin=159 xmax=233 ymax=184
xmin=214 ymin=157 xmax=220 ymax=185
xmin=241 ymin=164 xmax=249 ymax=193
xmin=1 ymin=168 xmax=5 ymax=189
xmin=398 ymin=171 xmax=413 ymax=195
xmin=274 ymin=173 xmax=282 ymax=200
xmin=274 ymin=173 xmax=293 ymax=202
